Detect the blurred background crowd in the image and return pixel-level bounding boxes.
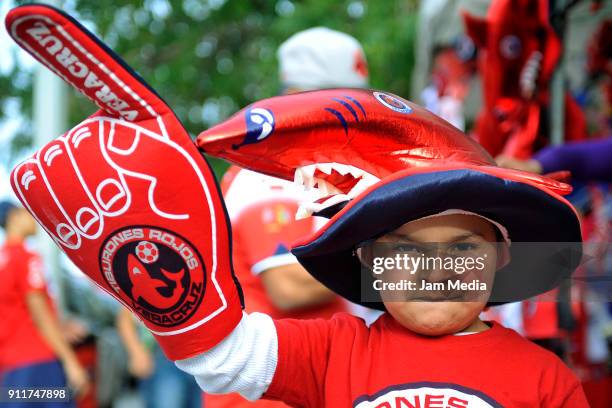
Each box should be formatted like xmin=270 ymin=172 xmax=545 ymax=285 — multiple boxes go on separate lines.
xmin=0 ymin=0 xmax=610 ymax=407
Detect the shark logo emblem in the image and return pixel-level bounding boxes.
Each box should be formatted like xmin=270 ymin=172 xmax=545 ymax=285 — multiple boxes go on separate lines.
xmin=99 ymin=226 xmax=206 ymax=327
xmin=127 ymin=253 xmax=185 ymax=309
xmin=373 ymin=92 xmax=413 ymax=114
xmin=233 ymin=107 xmax=275 ymax=149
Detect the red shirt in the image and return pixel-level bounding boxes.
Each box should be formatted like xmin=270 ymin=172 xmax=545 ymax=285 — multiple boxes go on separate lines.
xmin=266 ymin=313 xmax=588 ymax=407
xmin=0 ymin=241 xmax=56 ymax=370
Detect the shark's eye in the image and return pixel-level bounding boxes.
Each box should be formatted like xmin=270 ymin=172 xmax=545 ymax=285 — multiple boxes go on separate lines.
xmin=454 ymin=35 xmax=476 ymax=61
xmin=499 ymin=35 xmax=522 ymax=59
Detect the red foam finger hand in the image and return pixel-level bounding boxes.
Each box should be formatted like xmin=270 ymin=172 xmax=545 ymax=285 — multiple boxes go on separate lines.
xmin=7 ymin=5 xmax=242 ymax=360
xmin=101 ymin=120 xmax=206 ymax=218
xmin=12 ymin=158 xmax=82 ymax=249
xmin=6 ymin=5 xmax=169 ymax=126
xmin=66 ymin=120 xmax=130 ymax=216
xmin=37 ymin=139 xmax=103 ymax=239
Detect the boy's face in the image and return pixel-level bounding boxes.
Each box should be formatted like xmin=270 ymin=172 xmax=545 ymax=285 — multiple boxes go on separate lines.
xmin=374 ymin=213 xmax=498 ymax=336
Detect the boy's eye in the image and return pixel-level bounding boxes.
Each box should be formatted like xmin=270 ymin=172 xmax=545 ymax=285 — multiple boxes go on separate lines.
xmin=392 ymin=244 xmax=424 ymax=254
xmin=448 ymin=242 xmax=478 ymax=253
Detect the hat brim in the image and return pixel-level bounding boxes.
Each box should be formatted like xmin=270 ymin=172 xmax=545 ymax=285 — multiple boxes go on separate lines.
xmin=291 ymin=167 xmax=582 ymax=310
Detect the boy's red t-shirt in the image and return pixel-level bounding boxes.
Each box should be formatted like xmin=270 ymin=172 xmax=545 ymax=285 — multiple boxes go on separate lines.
xmin=0 ymin=241 xmax=56 ymax=371
xmin=266 ymin=313 xmax=588 ymax=408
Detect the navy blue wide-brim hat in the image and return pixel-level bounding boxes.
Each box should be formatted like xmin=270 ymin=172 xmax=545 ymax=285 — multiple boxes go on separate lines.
xmin=197 ymin=89 xmax=583 ymax=310
xmin=290 ymin=166 xmax=582 ymax=310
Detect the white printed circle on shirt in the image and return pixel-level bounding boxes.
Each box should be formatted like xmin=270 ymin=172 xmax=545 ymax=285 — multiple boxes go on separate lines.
xmin=353 ymin=382 xmax=501 ymax=408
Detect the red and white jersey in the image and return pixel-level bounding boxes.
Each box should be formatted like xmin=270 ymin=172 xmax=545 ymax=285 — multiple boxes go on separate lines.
xmin=221 ymin=166 xmax=346 ymax=320
xmin=0 ymin=241 xmax=56 ymax=370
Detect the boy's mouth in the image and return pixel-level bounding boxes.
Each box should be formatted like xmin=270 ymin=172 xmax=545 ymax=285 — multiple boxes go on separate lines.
xmin=291 ymin=162 xmax=379 ymax=219
xmin=411 ymin=293 xmax=465 ymax=302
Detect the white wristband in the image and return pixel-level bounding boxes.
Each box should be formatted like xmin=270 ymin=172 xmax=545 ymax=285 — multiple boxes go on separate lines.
xmin=175 ymin=312 xmax=278 ymax=401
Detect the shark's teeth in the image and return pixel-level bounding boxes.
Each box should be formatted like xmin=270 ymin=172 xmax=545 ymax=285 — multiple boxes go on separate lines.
xmin=296 ymin=194 xmax=351 ymax=219
xmin=295 ymin=204 xmax=312 ymax=220
xmin=293 ymin=167 xmax=304 ymax=186
xmin=302 ymin=165 xmax=317 ymax=177
xmin=316 ymin=179 xmax=342 ymax=196
xmin=297 ymin=164 xmax=317 ymax=190
xmin=346 ymin=173 xmax=379 ymax=198
xmin=295 ymin=201 xmax=322 ymax=220
xmin=320 ymin=193 xmax=352 ymax=208
xmin=305 ymin=173 xmax=316 ymax=189
xmin=292 ymin=162 xmax=381 ymax=219
xmin=520 ymin=51 xmax=542 ymax=98
xmin=315 ymin=179 xmax=329 ymax=195
xmin=332 ymin=163 xmax=351 ymax=175
xmin=317 ymin=163 xmax=333 ymax=174
xmin=348 ymin=167 xmax=364 ymax=178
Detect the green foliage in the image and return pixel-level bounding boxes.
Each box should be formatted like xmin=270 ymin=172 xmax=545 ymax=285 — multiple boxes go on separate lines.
xmin=2 ymin=0 xmax=417 ymax=175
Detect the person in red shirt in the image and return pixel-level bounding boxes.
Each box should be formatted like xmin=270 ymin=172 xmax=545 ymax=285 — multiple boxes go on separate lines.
xmin=221 ymin=166 xmax=346 ymax=320
xmin=0 ymin=201 xmax=89 ymax=407
xmin=230 ymin=26 xmax=372 ymax=321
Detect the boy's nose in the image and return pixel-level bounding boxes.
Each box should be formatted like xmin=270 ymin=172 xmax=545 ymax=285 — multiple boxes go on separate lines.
xmin=422 ymin=265 xmax=455 ymax=285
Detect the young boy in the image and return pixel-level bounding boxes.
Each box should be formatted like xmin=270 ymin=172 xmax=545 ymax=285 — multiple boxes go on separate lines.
xmin=172 ymin=211 xmax=587 ymax=407
xmin=6 ymin=5 xmax=587 ymax=407
xmin=178 ymin=96 xmax=588 ymax=407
